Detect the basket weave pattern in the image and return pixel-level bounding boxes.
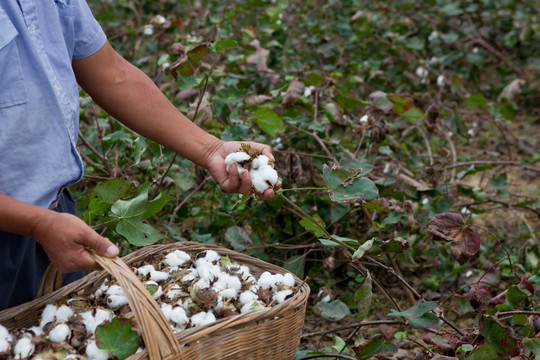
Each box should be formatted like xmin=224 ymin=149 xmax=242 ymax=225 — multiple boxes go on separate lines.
xmin=0 ymin=243 xmax=309 ymax=360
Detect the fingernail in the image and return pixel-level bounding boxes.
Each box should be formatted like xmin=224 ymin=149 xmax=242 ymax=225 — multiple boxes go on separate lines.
xmin=105 ymin=244 xmax=119 ymax=257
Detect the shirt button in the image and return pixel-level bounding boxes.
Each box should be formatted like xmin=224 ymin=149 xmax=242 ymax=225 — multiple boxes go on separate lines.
xmin=30 ymin=23 xmax=36 ymax=32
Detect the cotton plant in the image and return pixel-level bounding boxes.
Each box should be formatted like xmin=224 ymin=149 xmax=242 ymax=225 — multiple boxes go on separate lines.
xmin=0 ymin=248 xmax=298 ymax=359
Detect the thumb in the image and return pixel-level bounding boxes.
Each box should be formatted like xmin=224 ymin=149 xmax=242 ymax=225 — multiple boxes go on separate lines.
xmin=85 ymin=233 xmax=119 ymax=258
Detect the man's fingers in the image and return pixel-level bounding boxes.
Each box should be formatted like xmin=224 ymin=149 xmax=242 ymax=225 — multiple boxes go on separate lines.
xmin=84 ymin=233 xmax=119 ymax=258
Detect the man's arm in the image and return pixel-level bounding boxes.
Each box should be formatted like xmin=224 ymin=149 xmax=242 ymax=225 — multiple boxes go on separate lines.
xmin=72 ymin=41 xmax=277 ymax=199
xmin=0 ymin=193 xmax=118 ymax=272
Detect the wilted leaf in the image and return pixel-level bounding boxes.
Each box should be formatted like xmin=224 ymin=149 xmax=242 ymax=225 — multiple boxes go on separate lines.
xmin=388 ymin=301 xmax=439 ymax=329
xmin=497 ymin=78 xmax=526 ymax=102
xmin=282 ymin=79 xmax=305 ymax=105
xmin=428 ymin=212 xmax=481 ymax=262
xmin=322 ymin=164 xmax=379 ymax=203
xmin=246 ymin=40 xmax=270 ymax=72
xmin=170 ymin=44 xmax=209 ymax=77
xmin=369 ymin=91 xmax=394 ymax=113
xmin=381 ymin=237 xmax=410 ymax=253
xmin=352 ymin=238 xmax=374 ymax=260
xmin=317 ymin=300 xmax=351 ymax=322
xmin=355 ymin=271 xmax=372 ymax=321
xmin=352 ymin=335 xmax=398 ymax=359
xmin=387 ymin=94 xmax=413 ymax=114
xmin=96 ymin=317 xmax=140 ymax=360
xmin=479 ymin=315 xmax=520 ymax=356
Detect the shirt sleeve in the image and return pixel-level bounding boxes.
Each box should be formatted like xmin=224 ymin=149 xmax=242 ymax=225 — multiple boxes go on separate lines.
xmin=71 ymin=0 xmax=107 ymax=59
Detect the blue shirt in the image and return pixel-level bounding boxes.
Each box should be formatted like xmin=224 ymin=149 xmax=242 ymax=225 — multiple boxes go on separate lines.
xmin=0 ymin=0 xmax=106 ymax=208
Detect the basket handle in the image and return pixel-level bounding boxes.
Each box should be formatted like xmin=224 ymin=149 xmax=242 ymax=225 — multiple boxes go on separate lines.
xmin=90 ymin=251 xmax=183 ymax=360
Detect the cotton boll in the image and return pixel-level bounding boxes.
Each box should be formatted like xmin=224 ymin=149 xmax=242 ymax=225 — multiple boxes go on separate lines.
xmin=220 ymin=288 xmax=238 ymax=299
xmin=161 ymin=303 xmax=173 ymax=322
xmin=170 ymin=307 xmax=188 ymax=326
xmin=79 ymin=311 xmax=95 ymax=335
xmin=182 ymin=268 xmax=198 ymax=282
xmin=40 ymin=304 xmax=57 ymax=326
xmin=273 ymin=290 xmax=293 ymax=304
xmin=415 ymin=66 xmax=428 ymax=78
xmin=0 ymin=339 xmax=10 ymax=355
xmin=164 ymin=250 xmax=190 ymax=267
xmin=240 ymin=300 xmax=265 ymax=314
xmin=48 ymin=323 xmax=70 ymax=343
xmin=191 ymin=311 xmax=216 ymax=327
xmin=272 ymin=273 xmax=285 ymax=288
xmin=257 ymin=272 xmax=274 ymax=290
xmin=251 ymin=175 xmax=271 ymax=193
xmin=86 ymin=340 xmax=110 ymax=360
xmin=94 ymin=280 xmax=109 ymax=297
xmin=204 ymin=250 xmax=221 ymax=263
xmin=13 ymin=336 xmax=34 ymax=359
xmin=0 ymin=325 xmax=11 ymax=340
xmin=93 ymin=309 xmax=113 ymax=331
xmin=225 ymin=152 xmax=251 ymax=173
xmin=106 ymin=295 xmax=128 ymax=309
xmin=251 ymin=155 xmax=269 ymax=170
xmin=142 ymin=24 xmax=153 ymax=36
xmin=166 ymin=285 xmax=183 ymax=301
xmin=137 ymin=264 xmax=155 ymax=277
xmin=28 ymin=326 xmax=43 ymax=337
xmin=283 ymin=273 xmax=296 ymax=287
xmin=195 ymin=259 xmax=217 ymax=281
xmin=55 ymin=305 xmax=74 ymax=322
xmin=239 ymin=291 xmax=258 ymax=306
xmin=106 ymin=284 xmax=124 ymax=297
xmin=150 ymin=270 xmax=170 ymax=282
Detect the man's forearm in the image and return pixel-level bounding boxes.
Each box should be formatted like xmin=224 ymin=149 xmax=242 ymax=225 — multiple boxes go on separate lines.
xmin=72 ymin=41 xmax=221 ymax=169
xmin=0 ymin=193 xmax=49 ymax=238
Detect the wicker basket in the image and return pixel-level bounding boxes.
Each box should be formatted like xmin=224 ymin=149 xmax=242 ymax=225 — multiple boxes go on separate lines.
xmin=0 ymin=242 xmax=310 ymax=360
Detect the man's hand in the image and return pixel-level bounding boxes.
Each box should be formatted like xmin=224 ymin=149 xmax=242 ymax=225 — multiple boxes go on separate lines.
xmin=31 ymin=211 xmax=119 ymax=273
xmin=204 ymin=141 xmax=282 ymax=200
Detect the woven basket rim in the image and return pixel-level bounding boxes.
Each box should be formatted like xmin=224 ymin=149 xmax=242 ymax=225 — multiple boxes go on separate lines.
xmin=0 ymin=242 xmax=310 ymax=359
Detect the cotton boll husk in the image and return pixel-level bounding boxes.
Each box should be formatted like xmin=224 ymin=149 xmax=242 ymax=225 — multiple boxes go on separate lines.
xmin=137 ymin=264 xmax=155 ymax=277
xmin=86 ymin=340 xmax=110 ymax=360
xmin=170 ymin=306 xmax=188 ymax=326
xmin=48 ymin=323 xmax=70 ymax=343
xmin=273 ymin=289 xmax=293 ymax=304
xmin=150 ymin=270 xmax=169 ymax=282
xmin=55 ymin=305 xmax=74 ymax=322
xmin=13 ymin=336 xmax=33 ymax=359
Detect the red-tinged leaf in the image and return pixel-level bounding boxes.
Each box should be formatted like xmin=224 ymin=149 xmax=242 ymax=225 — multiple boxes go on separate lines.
xmin=388 ymin=94 xmax=413 ymax=114
xmin=369 ymin=91 xmax=394 ymax=113
xmin=479 ymin=315 xmax=520 ymax=356
xmin=282 ymin=79 xmax=305 ymax=105
xmin=428 ymin=213 xmax=481 ymax=262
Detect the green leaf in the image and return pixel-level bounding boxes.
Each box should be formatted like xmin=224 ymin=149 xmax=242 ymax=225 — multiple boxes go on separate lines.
xmin=322 ymin=164 xmax=379 ymax=203
xmin=456 ymin=164 xmax=493 ymax=179
xmin=506 ymin=285 xmax=529 ymax=307
xmin=143 ymin=192 xmax=174 ymax=219
xmin=299 ymin=214 xmax=326 ymax=237
xmin=133 ymin=137 xmax=147 ymax=166
xmin=445 ymin=108 xmax=468 ymax=136
xmin=253 ymin=108 xmax=284 ymax=137
xmin=111 ymin=182 xmax=164 ymax=246
xmin=355 ymin=271 xmax=372 ymax=321
xmin=284 ymin=255 xmax=304 ymax=278
xmin=464 ymin=93 xmax=488 ymax=109
xmin=400 ymin=106 xmax=424 ymax=124
xmin=479 ymin=315 xmax=520 ymax=356
xmin=388 ymin=301 xmax=439 ymax=329
xmin=387 ymin=94 xmax=413 ymax=114
xmin=96 ymin=317 xmax=140 ymax=360
xmin=466 ymin=343 xmax=499 ymax=360
xmin=524 ymin=337 xmax=540 ymax=354
xmin=352 ymin=335 xmax=398 ymax=359
xmin=93 ymin=178 xmax=137 ymax=204
xmin=317 ymin=300 xmax=351 ymax=322
xmin=352 ymin=239 xmax=374 ymax=260
xmin=224 ymin=225 xmax=252 ymax=251
xmin=214 ymin=39 xmax=237 ymax=52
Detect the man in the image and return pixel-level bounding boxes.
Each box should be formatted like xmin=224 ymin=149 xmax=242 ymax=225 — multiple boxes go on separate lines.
xmin=0 ymin=0 xmax=276 ymax=309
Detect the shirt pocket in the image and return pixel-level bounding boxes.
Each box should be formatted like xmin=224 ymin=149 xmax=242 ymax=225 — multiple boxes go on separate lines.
xmin=0 ymin=15 xmax=28 ymax=109
xmin=54 ymin=0 xmax=77 ymax=55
